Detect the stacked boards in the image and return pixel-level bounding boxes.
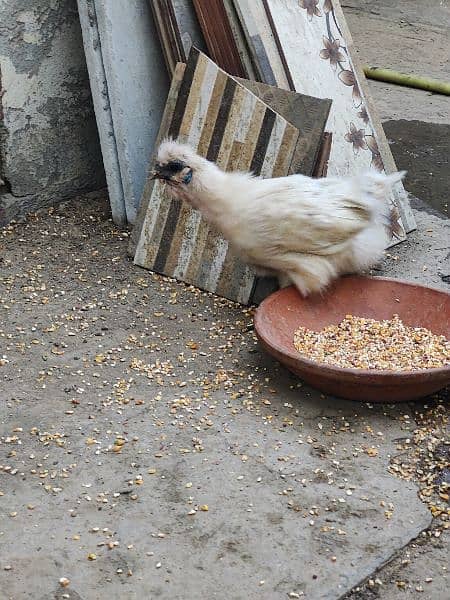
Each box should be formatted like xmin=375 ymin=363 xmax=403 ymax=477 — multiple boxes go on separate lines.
xmin=151 ymin=0 xmax=415 ymax=238
xmin=78 ymin=1 xmax=416 ymax=303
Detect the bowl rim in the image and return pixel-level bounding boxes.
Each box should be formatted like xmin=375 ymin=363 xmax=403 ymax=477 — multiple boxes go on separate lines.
xmin=254 ymin=275 xmax=450 ymax=381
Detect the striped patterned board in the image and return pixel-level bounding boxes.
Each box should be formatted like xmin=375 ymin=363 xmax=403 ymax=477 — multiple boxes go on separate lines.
xmin=133 ymin=48 xmax=325 ymax=305
xmin=129 ymin=62 xmax=187 ymax=255
xmin=236 ymin=79 xmax=331 ymax=177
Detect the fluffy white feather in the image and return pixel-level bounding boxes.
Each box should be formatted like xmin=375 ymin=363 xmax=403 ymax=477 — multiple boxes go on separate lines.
xmin=154 ymin=139 xmax=405 ymax=296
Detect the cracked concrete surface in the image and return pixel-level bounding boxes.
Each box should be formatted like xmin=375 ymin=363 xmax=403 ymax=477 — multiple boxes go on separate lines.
xmin=0 ymin=195 xmax=448 ymax=600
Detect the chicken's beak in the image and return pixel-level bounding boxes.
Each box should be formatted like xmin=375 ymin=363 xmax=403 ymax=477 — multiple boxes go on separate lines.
xmin=150 ymin=165 xmax=175 ymax=182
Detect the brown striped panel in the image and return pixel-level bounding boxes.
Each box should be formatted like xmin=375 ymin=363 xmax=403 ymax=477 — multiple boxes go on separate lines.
xmin=177 ymin=53 xmax=209 ymax=140
xmin=198 ymin=82 xmax=250 ymax=292
xmin=206 ymin=77 xmax=237 ymax=162
xmin=168 ymin=47 xmax=200 ymax=138
xmin=132 ymin=62 xmax=186 ymax=260
xmin=217 ymin=102 xmax=287 ymax=298
xmin=198 ymin=78 xmax=245 ymax=287
xmin=197 ymin=70 xmax=229 ymax=155
xmin=272 ymin=122 xmax=299 ymax=177
xmin=236 ymin=101 xmax=267 ymax=170
xmin=194 ymin=67 xmax=238 ymax=290
xmin=223 ymin=115 xmax=298 ymax=299
xmin=153 ymin=51 xmax=208 ymax=272
xmin=183 ymin=216 xmax=212 ymax=281
xmin=152 ymin=197 xmax=182 ymax=273
xmin=216 ymin=84 xmax=247 ymax=167
xmin=179 ymin=70 xmax=228 ymax=281
xmin=161 ymin=56 xmax=215 ymax=273
xmin=250 ymin=109 xmax=276 ymax=175
xmin=136 ymin=182 xmax=172 ymax=267
xmin=183 ymin=70 xmax=229 ymax=282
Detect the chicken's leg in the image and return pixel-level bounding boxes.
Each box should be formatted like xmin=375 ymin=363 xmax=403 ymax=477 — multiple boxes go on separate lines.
xmin=285 ymin=254 xmax=338 ymax=297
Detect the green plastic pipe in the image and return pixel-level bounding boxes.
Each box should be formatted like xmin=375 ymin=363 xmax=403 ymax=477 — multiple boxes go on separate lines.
xmin=363 ymin=66 xmax=450 ymax=96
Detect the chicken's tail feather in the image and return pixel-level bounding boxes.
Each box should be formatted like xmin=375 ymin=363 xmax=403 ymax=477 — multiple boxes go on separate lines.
xmin=352 ymin=169 xmax=406 ymax=227
xmin=366 ymin=170 xmax=406 ymax=186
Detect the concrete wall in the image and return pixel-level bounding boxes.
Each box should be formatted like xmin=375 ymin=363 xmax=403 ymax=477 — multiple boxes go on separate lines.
xmin=0 ymin=0 xmax=105 ymax=226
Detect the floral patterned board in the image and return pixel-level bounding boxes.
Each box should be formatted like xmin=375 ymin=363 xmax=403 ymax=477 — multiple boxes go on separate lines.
xmin=264 ymin=0 xmax=416 ymax=239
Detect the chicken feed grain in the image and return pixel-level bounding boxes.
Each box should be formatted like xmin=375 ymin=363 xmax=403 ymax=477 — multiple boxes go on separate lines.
xmin=293 ymin=315 xmax=449 ymax=371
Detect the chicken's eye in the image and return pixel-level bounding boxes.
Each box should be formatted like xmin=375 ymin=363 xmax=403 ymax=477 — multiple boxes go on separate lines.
xmin=166 ymin=160 xmax=185 ymax=173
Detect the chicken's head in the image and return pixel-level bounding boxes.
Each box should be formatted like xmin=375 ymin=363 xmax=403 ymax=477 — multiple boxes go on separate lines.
xmin=152 ymin=139 xmax=204 ymax=188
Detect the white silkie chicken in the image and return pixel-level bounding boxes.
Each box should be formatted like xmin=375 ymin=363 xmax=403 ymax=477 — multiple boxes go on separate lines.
xmin=152 ymin=139 xmax=405 ymax=296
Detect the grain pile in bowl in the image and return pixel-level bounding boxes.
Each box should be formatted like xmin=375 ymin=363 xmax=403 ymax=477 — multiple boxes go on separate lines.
xmin=293 ymin=314 xmax=449 ymax=371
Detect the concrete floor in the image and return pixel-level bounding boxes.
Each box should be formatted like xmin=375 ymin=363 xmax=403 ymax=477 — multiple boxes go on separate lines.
xmin=0 ymin=196 xmax=448 ymax=600
xmin=1 ymin=1 xmax=449 ymax=599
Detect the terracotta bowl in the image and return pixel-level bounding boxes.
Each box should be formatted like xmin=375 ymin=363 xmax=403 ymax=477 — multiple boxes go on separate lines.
xmin=254 ymin=276 xmax=450 ymax=402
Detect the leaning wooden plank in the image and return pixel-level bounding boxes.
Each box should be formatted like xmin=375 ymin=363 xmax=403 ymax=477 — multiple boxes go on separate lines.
xmin=151 ymin=0 xmax=207 ymax=77
xmin=133 ymin=49 xmax=326 ymax=305
xmin=77 ymin=0 xmax=126 ymax=226
xmin=129 ymin=62 xmax=187 ymax=257
xmin=223 ymin=0 xmax=259 ymax=81
xmin=169 ymin=0 xmax=207 ymax=62
xmin=236 ymin=78 xmax=331 ymax=176
xmin=93 ymin=0 xmax=169 ymax=224
xmin=312 ymin=132 xmax=333 ymax=178
xmin=151 ymin=0 xmax=178 ymax=76
xmin=233 ymin=0 xmax=292 ymax=89
xmin=263 ymin=0 xmax=415 ymax=238
xmin=192 ymin=0 xmax=249 ymax=78
xmin=331 ymin=0 xmax=415 ymax=233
